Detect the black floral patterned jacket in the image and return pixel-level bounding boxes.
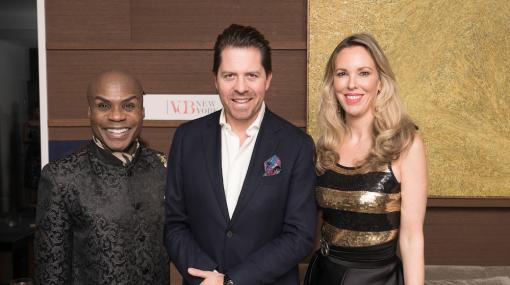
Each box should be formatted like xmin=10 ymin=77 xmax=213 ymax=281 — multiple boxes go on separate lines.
xmin=35 ymin=142 xmax=169 ymax=285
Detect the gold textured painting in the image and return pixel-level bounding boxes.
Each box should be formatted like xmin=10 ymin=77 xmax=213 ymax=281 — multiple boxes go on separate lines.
xmin=308 ymin=0 xmax=510 ymax=197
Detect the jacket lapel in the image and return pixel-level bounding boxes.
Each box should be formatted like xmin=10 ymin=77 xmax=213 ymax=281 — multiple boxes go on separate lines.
xmin=203 ymin=111 xmax=230 ymax=222
xmin=230 ymin=110 xmax=281 ymax=226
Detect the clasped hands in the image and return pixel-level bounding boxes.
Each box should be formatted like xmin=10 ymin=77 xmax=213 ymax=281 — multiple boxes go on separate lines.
xmin=188 ymin=267 xmax=224 ymax=285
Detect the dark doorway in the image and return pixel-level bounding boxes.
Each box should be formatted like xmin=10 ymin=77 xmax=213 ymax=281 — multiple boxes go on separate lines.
xmin=0 ymin=0 xmax=39 ymax=283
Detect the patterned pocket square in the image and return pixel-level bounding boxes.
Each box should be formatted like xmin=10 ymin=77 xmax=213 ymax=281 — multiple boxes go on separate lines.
xmin=263 ymin=155 xmax=282 ymax=176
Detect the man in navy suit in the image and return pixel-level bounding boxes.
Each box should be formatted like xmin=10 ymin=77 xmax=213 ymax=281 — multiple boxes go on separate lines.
xmin=164 ymin=24 xmax=317 ymax=285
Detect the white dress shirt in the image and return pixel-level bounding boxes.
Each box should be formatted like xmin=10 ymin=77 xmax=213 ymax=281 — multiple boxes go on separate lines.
xmin=220 ymin=103 xmax=265 ymax=218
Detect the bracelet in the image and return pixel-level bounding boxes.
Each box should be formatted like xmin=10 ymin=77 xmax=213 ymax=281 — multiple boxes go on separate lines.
xmin=223 ymin=274 xmax=234 ymax=285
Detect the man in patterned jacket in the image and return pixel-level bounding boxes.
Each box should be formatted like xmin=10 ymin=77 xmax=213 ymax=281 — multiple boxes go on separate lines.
xmin=35 ymin=70 xmax=169 ymax=284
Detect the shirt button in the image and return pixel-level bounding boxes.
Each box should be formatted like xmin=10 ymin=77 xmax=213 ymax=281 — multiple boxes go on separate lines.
xmin=226 ymin=230 xmax=233 ymax=238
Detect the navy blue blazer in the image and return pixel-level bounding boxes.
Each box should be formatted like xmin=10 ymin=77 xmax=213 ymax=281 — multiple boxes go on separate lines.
xmin=164 ymin=109 xmax=317 ymax=285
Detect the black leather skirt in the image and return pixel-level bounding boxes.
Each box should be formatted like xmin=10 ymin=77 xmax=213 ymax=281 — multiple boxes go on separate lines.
xmin=304 ymin=240 xmax=404 ymax=285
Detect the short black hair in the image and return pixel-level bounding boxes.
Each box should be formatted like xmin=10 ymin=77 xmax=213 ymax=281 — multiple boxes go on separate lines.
xmin=212 ymin=24 xmax=272 ymax=75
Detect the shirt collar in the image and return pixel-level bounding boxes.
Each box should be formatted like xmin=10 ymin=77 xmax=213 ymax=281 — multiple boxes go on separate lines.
xmin=219 ymin=102 xmax=265 ymax=136
xmin=92 ymin=136 xmax=140 ymax=166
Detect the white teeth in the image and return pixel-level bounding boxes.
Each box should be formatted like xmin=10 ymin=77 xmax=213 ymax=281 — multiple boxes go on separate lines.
xmin=107 ymin=128 xmax=129 ymax=134
xmin=346 ymin=95 xmax=361 ymax=100
xmin=233 ymin=98 xmax=250 ymax=103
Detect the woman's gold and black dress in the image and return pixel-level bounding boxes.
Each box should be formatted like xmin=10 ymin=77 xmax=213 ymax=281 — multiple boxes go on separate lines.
xmin=305 ymin=163 xmax=404 ymax=284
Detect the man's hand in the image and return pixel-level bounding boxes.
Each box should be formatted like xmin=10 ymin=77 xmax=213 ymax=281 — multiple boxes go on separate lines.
xmin=188 ymin=268 xmax=224 ymax=285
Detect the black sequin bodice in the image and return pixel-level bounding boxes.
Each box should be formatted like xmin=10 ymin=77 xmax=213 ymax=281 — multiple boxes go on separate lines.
xmin=316 ymin=163 xmax=401 ymax=247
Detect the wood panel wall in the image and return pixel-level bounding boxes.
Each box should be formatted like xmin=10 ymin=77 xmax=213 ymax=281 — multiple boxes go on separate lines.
xmin=425 ymin=198 xmax=510 ymax=266
xmin=44 ymin=1 xmax=509 ymax=284
xmin=46 ymin=0 xmax=307 ymax=154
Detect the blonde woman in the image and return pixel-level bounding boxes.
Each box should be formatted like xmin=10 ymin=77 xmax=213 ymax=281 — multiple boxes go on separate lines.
xmin=305 ymin=34 xmax=427 ymax=285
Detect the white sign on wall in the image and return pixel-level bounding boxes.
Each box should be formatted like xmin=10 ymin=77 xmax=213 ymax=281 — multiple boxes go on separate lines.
xmin=143 ymin=94 xmax=223 ymax=120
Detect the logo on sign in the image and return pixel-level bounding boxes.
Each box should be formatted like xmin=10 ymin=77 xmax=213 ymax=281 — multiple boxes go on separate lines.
xmin=168 ymin=99 xmax=219 ymax=115
xmin=144 ymin=94 xmax=222 ymax=120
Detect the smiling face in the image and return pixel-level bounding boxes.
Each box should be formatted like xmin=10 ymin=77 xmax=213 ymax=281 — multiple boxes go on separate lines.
xmin=215 ymin=47 xmax=272 ymax=130
xmin=88 ymin=71 xmax=144 ymax=152
xmin=334 ymin=46 xmax=381 ymax=120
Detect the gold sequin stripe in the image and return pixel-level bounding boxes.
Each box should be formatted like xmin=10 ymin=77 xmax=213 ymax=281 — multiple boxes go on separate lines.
xmin=330 ymin=164 xmax=390 ymax=176
xmin=316 ymin=187 xmax=401 ymax=214
xmin=322 ymin=222 xmax=399 ymax=247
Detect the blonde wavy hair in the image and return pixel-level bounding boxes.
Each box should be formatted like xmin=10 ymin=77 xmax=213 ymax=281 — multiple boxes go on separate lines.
xmin=316 ymin=33 xmax=417 ymax=174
